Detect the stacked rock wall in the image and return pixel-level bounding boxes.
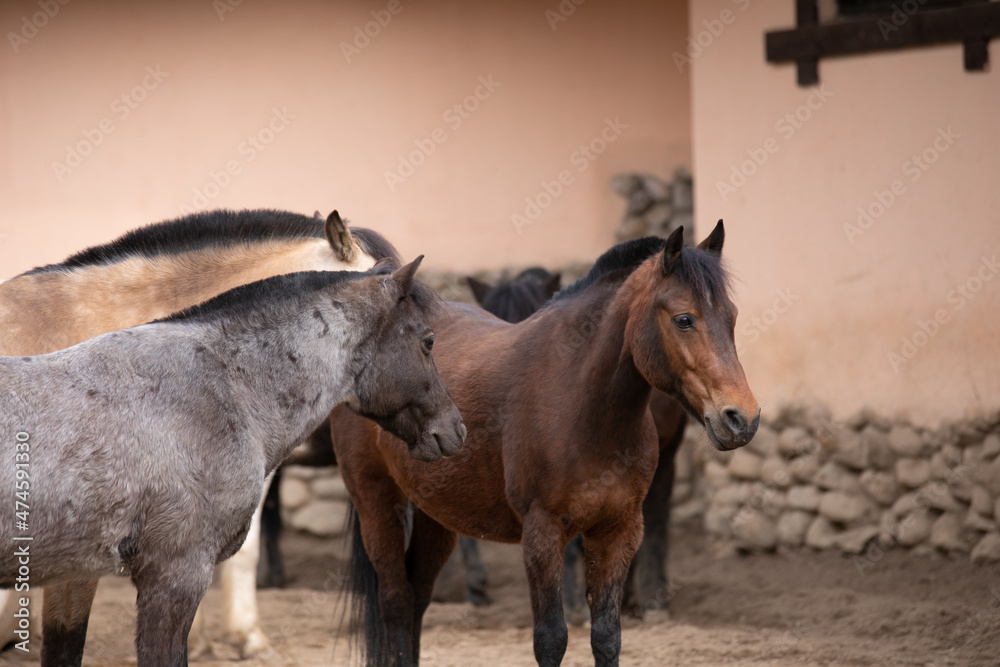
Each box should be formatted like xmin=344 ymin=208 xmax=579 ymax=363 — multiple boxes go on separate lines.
xmin=676 ymin=404 xmax=1000 ymax=564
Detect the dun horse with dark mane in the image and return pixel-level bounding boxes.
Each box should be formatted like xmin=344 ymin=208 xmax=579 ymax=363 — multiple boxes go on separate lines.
xmin=335 ymin=222 xmax=759 ymax=666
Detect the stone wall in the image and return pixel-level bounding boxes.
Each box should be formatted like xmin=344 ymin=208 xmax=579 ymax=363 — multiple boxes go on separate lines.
xmin=674 ymin=404 xmax=1000 ymax=565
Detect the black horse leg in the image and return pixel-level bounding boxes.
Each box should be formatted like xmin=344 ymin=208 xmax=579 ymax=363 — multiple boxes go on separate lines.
xmin=41 ymin=581 xmax=99 ymax=667
xmin=257 ymin=466 xmax=286 ymax=589
xmin=407 ymin=508 xmax=459 ymax=662
xmin=623 ymin=448 xmax=675 ymax=615
xmin=562 ymin=534 xmax=588 ymax=626
xmin=458 ymin=536 xmax=491 ymax=606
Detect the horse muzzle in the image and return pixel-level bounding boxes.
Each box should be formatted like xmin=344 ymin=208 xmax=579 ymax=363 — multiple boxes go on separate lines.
xmin=410 ymin=412 xmax=466 ymax=462
xmin=703 ymin=406 xmax=760 ymax=451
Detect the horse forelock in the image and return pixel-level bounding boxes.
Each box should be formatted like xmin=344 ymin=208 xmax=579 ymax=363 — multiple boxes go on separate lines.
xmin=672 ymin=246 xmax=733 ymax=308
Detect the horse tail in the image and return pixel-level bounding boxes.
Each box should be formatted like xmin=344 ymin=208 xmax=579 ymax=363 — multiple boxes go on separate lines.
xmin=340 ymin=502 xmax=392 ymax=667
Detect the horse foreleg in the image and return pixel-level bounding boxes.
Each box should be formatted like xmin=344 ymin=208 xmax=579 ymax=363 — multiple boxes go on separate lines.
xmin=522 ymin=513 xmax=570 ymax=667
xmin=406 ymin=508 xmax=458 ymax=661
xmin=135 ymin=555 xmax=214 ymax=667
xmin=219 ymin=496 xmax=270 ymax=658
xmin=457 ymin=536 xmax=491 ymax=606
xmin=583 ymin=512 xmax=644 ymax=667
xmin=40 ymin=580 xmax=98 ymax=667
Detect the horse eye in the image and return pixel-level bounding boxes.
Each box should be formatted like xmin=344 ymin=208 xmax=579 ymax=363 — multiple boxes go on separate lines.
xmin=673 ymin=315 xmax=694 ymax=330
xmin=422 ymin=335 xmax=435 ymax=354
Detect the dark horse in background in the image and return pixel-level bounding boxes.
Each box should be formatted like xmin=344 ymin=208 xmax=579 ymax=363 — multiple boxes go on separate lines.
xmin=334 ymin=223 xmax=759 ymax=666
xmin=456 ymin=267 xmax=688 ymax=622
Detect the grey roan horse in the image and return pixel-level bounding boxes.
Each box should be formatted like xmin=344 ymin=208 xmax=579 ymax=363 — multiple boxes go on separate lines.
xmin=0 ymin=258 xmax=465 ymax=667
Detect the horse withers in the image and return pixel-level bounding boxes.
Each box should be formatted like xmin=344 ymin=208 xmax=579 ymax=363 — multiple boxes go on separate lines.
xmin=335 ymin=222 xmax=759 ymax=666
xmin=0 ymin=259 xmax=464 ymax=666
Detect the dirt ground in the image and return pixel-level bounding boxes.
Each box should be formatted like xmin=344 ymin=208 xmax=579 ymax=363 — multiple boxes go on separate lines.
xmin=3 ymin=520 xmax=999 ymax=666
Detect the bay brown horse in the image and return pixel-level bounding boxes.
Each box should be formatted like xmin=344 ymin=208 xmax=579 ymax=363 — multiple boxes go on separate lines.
xmin=334 ymin=222 xmax=759 ymax=666
xmin=460 ymin=268 xmax=687 ymax=621
xmin=0 ymin=208 xmax=397 ymax=660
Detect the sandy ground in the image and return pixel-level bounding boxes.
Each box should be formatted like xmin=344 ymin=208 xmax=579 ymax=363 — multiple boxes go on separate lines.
xmin=2 ymin=520 xmax=999 ymax=666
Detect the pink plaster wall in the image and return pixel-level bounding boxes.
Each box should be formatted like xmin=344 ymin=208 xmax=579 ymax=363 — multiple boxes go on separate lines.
xmin=689 ymin=0 xmax=1000 ymax=426
xmin=0 ymin=0 xmax=691 ymax=276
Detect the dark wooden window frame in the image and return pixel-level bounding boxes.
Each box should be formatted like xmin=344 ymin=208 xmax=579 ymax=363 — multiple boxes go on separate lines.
xmin=765 ymin=0 xmax=1000 ymax=86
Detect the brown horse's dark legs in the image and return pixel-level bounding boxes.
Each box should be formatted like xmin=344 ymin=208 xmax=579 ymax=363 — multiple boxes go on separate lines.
xmin=406 ymin=508 xmax=458 ymax=661
xmin=522 ymin=514 xmax=570 ymax=667
xmin=355 ymin=486 xmax=416 ymax=665
xmin=584 ymin=512 xmax=644 ymax=667
xmin=133 ymin=556 xmax=213 ymax=667
xmin=40 ymin=580 xmax=99 ymax=667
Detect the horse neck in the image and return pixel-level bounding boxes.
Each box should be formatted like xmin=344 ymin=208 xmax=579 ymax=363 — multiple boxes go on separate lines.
xmin=202 ymin=299 xmax=357 ymax=472
xmin=550 ymin=276 xmax=653 ymax=431
xmin=0 ymin=238 xmax=374 ymax=356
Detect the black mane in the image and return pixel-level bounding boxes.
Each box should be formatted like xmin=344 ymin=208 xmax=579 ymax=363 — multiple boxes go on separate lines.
xmin=550 ymin=236 xmax=731 ymax=305
xmin=158 ymin=264 xmax=439 ymax=327
xmin=21 ymin=209 xmax=399 ymax=276
xmin=550 ymin=237 xmax=666 ymax=302
xmin=157 ymin=270 xmax=368 ymax=325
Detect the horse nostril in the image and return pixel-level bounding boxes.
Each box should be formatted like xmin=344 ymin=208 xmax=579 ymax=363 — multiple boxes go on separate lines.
xmin=721 ymin=407 xmax=746 ymax=435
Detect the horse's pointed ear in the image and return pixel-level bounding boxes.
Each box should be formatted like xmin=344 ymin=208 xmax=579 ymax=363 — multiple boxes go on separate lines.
xmin=325 ymin=210 xmax=357 ymax=262
xmin=392 ymin=255 xmax=423 ymax=297
xmin=661 ymin=225 xmax=685 ymax=276
xmin=698 ymin=219 xmax=725 ymax=255
xmin=466 ymin=276 xmax=492 ymax=305
xmin=543 ymin=273 xmax=561 ymax=298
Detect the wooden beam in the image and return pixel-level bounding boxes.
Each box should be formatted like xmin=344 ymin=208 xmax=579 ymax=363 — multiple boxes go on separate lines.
xmin=766 ymin=2 xmax=1000 ymax=84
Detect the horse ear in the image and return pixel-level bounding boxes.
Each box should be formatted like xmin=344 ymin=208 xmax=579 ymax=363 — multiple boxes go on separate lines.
xmin=543 ymin=273 xmax=561 ymax=298
xmin=391 ymin=255 xmax=424 ymax=297
xmin=325 ymin=210 xmax=357 ymax=262
xmin=661 ymin=226 xmax=685 ymax=276
xmin=698 ymin=219 xmax=725 ymax=255
xmin=466 ymin=277 xmax=492 ymax=305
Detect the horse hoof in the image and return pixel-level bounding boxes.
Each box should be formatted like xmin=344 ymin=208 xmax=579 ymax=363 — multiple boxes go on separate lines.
xmin=238 ymin=628 xmax=271 ymax=660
